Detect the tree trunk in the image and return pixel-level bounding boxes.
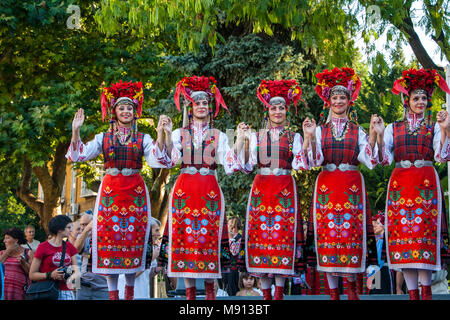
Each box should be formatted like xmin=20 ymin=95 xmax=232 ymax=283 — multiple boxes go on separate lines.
xmin=16 ymin=142 xmax=68 ymax=234
xmin=396 ymin=14 xmax=443 ymax=71
xmin=149 ymin=168 xmax=171 ymax=228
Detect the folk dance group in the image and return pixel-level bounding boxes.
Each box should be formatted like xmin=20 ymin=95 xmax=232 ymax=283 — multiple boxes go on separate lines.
xmin=67 ymin=67 xmax=450 ymax=301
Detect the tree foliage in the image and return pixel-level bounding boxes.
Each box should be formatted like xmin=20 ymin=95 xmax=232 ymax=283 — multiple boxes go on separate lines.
xmin=0 ymin=0 xmax=180 ymax=231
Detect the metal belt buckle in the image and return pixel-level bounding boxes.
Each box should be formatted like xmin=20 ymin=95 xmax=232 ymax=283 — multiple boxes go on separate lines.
xmin=326 ymin=163 xmax=337 ymax=172
xmin=107 ymin=168 xmax=120 ymax=176
xmin=339 ymin=164 xmax=351 ymax=172
xmin=121 ymin=168 xmax=133 ymax=176
xmin=184 ymin=167 xmax=197 ymax=175
xmin=400 ymin=160 xmax=412 ymax=169
xmin=272 ymin=168 xmax=281 ymax=176
xmin=199 ymin=168 xmax=209 ymax=175
xmin=414 ymin=160 xmax=425 ymax=168
xmin=259 ymin=168 xmax=270 ymax=175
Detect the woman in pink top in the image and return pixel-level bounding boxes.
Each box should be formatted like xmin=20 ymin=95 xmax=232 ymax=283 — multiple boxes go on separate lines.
xmin=0 ymin=228 xmax=33 ymax=300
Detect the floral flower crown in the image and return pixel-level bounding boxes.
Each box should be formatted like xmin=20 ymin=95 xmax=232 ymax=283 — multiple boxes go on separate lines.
xmin=100 ymin=80 xmax=144 ymax=121
xmin=392 ymin=68 xmax=450 ymax=98
xmin=256 ymin=79 xmax=306 ymax=114
xmin=174 ymin=75 xmax=228 ymax=117
xmin=314 ymin=67 xmax=361 ymax=106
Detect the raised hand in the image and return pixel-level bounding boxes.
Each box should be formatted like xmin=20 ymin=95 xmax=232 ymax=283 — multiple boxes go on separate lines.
xmin=370 ymin=114 xmax=385 ymax=136
xmin=72 ymin=108 xmax=85 ymax=132
xmin=157 ymin=115 xmax=172 ymax=135
xmin=236 ymin=122 xmax=250 ymax=141
xmin=437 ymin=110 xmax=450 ymax=137
xmin=159 ymin=115 xmax=173 ymax=135
xmin=302 ymin=117 xmax=316 ymax=140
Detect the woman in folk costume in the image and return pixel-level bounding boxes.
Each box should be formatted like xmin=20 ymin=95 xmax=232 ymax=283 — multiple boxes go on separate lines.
xmin=159 ymin=75 xmax=240 ymax=300
xmin=302 ymin=67 xmax=380 ymax=300
xmin=375 ymin=68 xmax=450 ymax=300
xmin=67 ymin=80 xmax=173 ymax=300
xmin=233 ymin=79 xmax=309 ymax=300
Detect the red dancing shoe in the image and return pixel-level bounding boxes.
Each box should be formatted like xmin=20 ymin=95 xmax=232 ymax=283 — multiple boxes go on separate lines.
xmin=409 ymin=289 xmax=420 ymax=300
xmin=186 ymin=286 xmax=196 ymax=300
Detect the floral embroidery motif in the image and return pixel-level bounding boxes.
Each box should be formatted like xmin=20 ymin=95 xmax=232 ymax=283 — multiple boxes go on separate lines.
xmin=387 ymin=175 xmax=440 ymax=266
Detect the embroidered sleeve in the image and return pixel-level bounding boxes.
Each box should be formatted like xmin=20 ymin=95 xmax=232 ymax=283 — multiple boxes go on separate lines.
xmin=292 ymin=133 xmax=309 ymax=170
xmin=65 ymin=133 xmax=103 ymax=162
xmin=378 ymin=123 xmax=394 ymax=166
xmin=219 ymin=131 xmax=241 ymax=175
xmin=432 ymin=123 xmax=450 ymax=162
xmin=169 ymin=129 xmax=183 ymax=166
xmin=143 ymin=134 xmax=174 ymax=168
xmin=306 ymin=127 xmax=323 ymax=168
xmin=357 ymin=127 xmax=378 ymax=169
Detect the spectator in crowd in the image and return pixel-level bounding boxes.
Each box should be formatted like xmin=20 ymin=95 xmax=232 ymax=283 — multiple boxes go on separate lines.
xmin=74 ymin=210 xmax=109 ymax=300
xmin=0 ymin=228 xmax=33 ymax=300
xmin=119 ymin=217 xmax=162 ymax=299
xmin=221 ymin=215 xmax=244 ymax=296
xmin=68 ymin=220 xmax=81 ymax=245
xmin=236 ymin=272 xmax=261 ymax=297
xmin=22 ymin=225 xmax=40 ymax=252
xmin=29 ymin=215 xmax=80 ymax=300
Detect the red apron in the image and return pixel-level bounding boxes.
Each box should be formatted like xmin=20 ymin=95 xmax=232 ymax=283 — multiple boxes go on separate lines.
xmin=386 ymin=166 xmax=442 ymax=270
xmin=245 ymin=174 xmax=302 ymax=275
xmin=312 ymin=169 xmax=367 ymax=273
xmin=92 ymin=173 xmax=150 ymax=274
xmin=166 ymin=173 xmax=228 ymax=279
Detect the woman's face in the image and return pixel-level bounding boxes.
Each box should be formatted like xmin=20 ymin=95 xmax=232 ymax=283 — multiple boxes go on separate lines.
xmin=115 ymin=103 xmax=134 ymax=126
xmin=61 ymin=223 xmax=73 ymax=238
xmin=330 ymin=94 xmax=350 ymax=118
xmin=3 ymin=234 xmax=18 ymax=248
xmin=268 ymin=103 xmax=287 ymax=127
xmin=408 ymin=92 xmax=428 ymax=115
xmin=192 ymin=99 xmax=209 ymax=121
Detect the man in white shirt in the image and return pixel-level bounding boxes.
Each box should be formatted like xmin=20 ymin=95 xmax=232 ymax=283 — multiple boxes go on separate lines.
xmin=22 ymin=225 xmax=40 ymax=252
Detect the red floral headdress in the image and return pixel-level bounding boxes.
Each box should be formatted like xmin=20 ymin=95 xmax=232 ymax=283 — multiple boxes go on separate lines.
xmin=174 ymin=75 xmax=228 ymax=117
xmin=256 ymin=79 xmax=306 ymax=114
xmin=392 ymin=68 xmax=450 ymax=97
xmin=100 ymin=80 xmax=144 ymax=121
xmin=315 ymin=67 xmax=361 ymax=106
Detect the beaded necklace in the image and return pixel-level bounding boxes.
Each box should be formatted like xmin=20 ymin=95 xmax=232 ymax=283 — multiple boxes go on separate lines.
xmin=330 ymin=119 xmax=349 ymax=141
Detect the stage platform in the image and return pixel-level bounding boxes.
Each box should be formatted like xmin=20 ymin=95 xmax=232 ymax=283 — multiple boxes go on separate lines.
xmin=148 ymin=294 xmax=450 ymax=300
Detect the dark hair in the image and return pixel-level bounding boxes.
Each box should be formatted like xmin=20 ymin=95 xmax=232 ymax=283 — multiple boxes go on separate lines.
xmin=238 ymin=272 xmax=257 ymax=290
xmin=3 ymin=228 xmax=27 ymax=245
xmin=48 ymin=215 xmax=72 ymax=236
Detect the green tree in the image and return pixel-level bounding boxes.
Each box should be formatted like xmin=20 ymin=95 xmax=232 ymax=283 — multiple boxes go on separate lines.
xmin=0 ymin=0 xmax=179 ymax=231
xmin=357 ymin=0 xmax=449 ymax=71
xmin=95 ymin=0 xmax=362 ymax=67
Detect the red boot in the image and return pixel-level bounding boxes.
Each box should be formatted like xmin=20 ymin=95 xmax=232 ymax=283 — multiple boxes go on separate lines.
xmin=109 ymin=290 xmax=119 ymax=300
xmin=274 ymin=286 xmax=284 ymax=300
xmin=421 ymin=285 xmax=432 ymax=300
xmin=409 ymin=289 xmax=420 ymax=300
xmin=329 ymin=288 xmax=340 ymax=300
xmin=124 ymin=285 xmax=134 ymax=300
xmin=186 ymin=286 xmax=196 ymax=300
xmin=205 ymin=281 xmax=216 ymax=300
xmin=347 ymin=281 xmax=360 ymax=300
xmin=262 ymin=288 xmax=272 ymax=300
